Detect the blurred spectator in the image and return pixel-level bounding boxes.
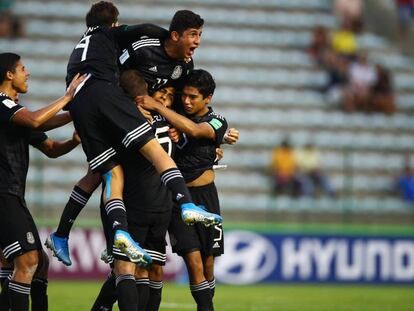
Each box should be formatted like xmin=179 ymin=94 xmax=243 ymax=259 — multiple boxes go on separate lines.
xmin=0 ymin=0 xmax=24 ymax=38
xmin=295 ymin=144 xmax=335 ymax=198
xmin=324 ymin=53 xmax=349 ymax=103
xmin=370 ymin=64 xmax=396 ymax=115
xmin=270 ymin=138 xmax=300 ymax=197
xmin=395 ymin=0 xmax=414 ymax=40
xmin=334 ymin=0 xmax=364 ymax=33
xmin=343 ymin=52 xmax=377 ymax=112
xmin=308 ymin=26 xmax=330 ymax=65
xmin=331 ymin=20 xmax=358 ymax=59
xmin=396 ymin=164 xmax=414 ymax=203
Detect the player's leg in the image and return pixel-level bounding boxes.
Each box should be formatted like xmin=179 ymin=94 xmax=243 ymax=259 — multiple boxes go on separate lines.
xmin=134 ymin=266 xmax=150 ymax=311
xmin=30 ymin=250 xmax=49 ymax=311
xmin=46 ymin=168 xmax=100 ymax=266
xmin=169 ymin=207 xmax=213 ymax=311
xmin=0 ymin=249 xmax=13 ymax=310
xmin=138 ymin=139 xmax=222 ymax=227
xmin=0 ymin=194 xmax=44 ymax=311
xmin=203 ymin=256 xmax=216 ymax=298
xmin=184 ymin=251 xmax=214 ymax=311
xmin=143 ymin=209 xmax=170 ymax=311
xmin=195 ymin=183 xmax=224 ymax=300
xmin=113 ymin=259 xmax=138 ymax=311
xmin=147 ymin=264 xmax=164 ymax=311
xmin=90 ymin=270 xmax=116 ymax=311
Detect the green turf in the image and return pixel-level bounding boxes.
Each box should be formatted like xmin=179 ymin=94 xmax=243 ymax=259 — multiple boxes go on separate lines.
xmin=47 ymin=281 xmax=414 ymax=311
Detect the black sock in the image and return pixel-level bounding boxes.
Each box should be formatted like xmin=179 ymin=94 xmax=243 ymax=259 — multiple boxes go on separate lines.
xmin=0 ymin=276 xmax=11 ymax=311
xmin=115 ymin=274 xmax=137 ymax=311
xmin=190 ymin=280 xmax=214 ymax=311
xmin=31 ymin=277 xmax=48 ymax=311
xmin=9 ymin=280 xmax=30 ymax=311
xmin=91 ymin=272 xmax=116 ymax=311
xmin=160 ymin=168 xmax=192 ymax=205
xmin=104 ymin=199 xmax=128 ymax=231
xmin=55 ymin=186 xmax=91 ymax=237
xmin=147 ymin=280 xmax=163 ymax=311
xmin=135 ymin=278 xmax=149 ymax=311
xmin=208 ymin=278 xmax=215 ymax=298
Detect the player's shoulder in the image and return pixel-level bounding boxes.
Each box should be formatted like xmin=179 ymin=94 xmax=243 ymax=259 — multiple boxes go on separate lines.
xmin=207 ymin=108 xmax=226 ymax=122
xmin=0 ymin=93 xmax=18 ymax=109
xmin=130 ymin=36 xmax=162 ymax=52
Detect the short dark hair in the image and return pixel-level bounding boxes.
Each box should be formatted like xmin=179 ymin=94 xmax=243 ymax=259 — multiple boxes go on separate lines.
xmin=0 ymin=53 xmax=20 ymax=84
xmin=169 ymin=10 xmax=204 ymax=35
xmin=184 ymin=69 xmax=215 ymax=98
xmin=119 ymin=70 xmax=148 ymax=98
xmin=86 ymin=1 xmax=119 ymax=27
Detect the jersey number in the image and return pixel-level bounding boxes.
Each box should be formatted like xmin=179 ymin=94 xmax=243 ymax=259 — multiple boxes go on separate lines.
xmin=75 ymin=35 xmax=91 ymax=62
xmin=153 ymin=78 xmax=168 ymax=90
xmin=155 ymin=126 xmax=172 ymax=156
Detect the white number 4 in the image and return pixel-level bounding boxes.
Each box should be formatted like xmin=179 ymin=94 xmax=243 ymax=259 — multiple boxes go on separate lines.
xmin=75 ymin=35 xmax=91 ymax=62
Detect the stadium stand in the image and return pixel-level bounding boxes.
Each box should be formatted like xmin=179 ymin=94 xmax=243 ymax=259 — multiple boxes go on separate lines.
xmin=4 ymin=0 xmax=414 ymax=218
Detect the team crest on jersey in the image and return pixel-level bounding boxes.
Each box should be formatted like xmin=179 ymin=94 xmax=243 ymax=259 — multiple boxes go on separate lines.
xmin=26 ymin=232 xmax=35 ymax=244
xmin=171 ymin=65 xmax=183 ymax=80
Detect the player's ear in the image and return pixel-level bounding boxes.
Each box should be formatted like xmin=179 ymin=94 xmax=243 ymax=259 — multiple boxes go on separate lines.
xmin=6 ymin=70 xmax=14 ymax=81
xmin=171 ymin=30 xmax=180 ymax=42
xmin=205 ymin=94 xmax=213 ymax=105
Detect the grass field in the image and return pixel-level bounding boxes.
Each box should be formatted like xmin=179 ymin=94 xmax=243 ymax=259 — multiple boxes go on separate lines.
xmin=48 ymin=280 xmax=414 ymax=311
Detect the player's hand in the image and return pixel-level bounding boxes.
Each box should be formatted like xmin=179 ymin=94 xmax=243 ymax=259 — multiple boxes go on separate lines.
xmin=72 ymin=131 xmax=81 ymax=144
xmin=65 ymin=73 xmax=88 ymax=100
xmin=136 ymin=95 xmax=161 ymax=112
xmin=224 ymin=128 xmax=240 ymax=145
xmin=138 ymin=105 xmax=153 ymax=123
xmin=215 ymin=148 xmax=224 ymax=162
xmin=168 ymin=127 xmax=181 ymax=143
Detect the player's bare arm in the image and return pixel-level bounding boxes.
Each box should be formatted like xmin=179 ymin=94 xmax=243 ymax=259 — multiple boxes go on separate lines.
xmin=38 ymin=112 xmax=72 ymax=132
xmin=12 ymin=73 xmax=87 ymax=129
xmin=137 ymin=95 xmax=215 ymax=140
xmin=36 ymin=132 xmax=80 ymax=158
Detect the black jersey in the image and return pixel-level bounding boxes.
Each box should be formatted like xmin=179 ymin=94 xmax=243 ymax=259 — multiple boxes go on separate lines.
xmin=122 ymin=113 xmax=173 ymax=212
xmin=66 ymin=24 xmax=168 ymax=86
xmin=0 ymin=93 xmax=47 ymax=198
xmin=119 ymin=37 xmax=194 ymax=93
xmin=175 ymin=107 xmax=228 ymax=183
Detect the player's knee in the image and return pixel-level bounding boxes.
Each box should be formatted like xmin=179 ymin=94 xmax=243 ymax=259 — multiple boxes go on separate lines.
xmin=35 ymin=250 xmax=49 ymax=278
xmin=14 ymin=251 xmax=39 ymax=275
xmin=185 ymin=254 xmax=204 ymax=277
xmin=134 ymin=267 xmax=148 ymax=279
xmin=149 ymin=264 xmax=163 ymax=281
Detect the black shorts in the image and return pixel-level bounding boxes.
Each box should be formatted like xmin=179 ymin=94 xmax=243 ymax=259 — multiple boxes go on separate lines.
xmin=69 ymin=79 xmax=154 ymax=173
xmin=0 ymin=194 xmax=42 ymax=261
xmin=100 ymin=195 xmax=172 ymax=265
xmin=168 ymin=182 xmax=224 ymax=257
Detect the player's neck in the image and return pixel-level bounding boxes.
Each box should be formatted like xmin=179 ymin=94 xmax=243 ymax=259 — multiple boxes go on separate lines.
xmin=163 ymin=39 xmax=181 ymax=60
xmin=0 ymin=83 xmax=17 ymax=100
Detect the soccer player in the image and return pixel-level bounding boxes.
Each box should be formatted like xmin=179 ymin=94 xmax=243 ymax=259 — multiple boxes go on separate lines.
xmin=91 ymin=70 xmax=178 ymax=311
xmin=46 ymin=1 xmax=219 ymax=268
xmin=0 ymin=52 xmax=85 ymax=311
xmin=119 ymin=9 xmax=203 ymax=93
xmin=139 ymin=69 xmax=228 ymax=311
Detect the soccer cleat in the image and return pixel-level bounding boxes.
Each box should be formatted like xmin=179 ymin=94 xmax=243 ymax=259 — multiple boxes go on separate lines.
xmin=100 ymin=248 xmax=113 ymax=264
xmin=181 ymin=203 xmax=222 ymax=227
xmin=45 ymin=232 xmax=72 ymax=266
xmin=113 ymin=230 xmax=152 ymax=266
